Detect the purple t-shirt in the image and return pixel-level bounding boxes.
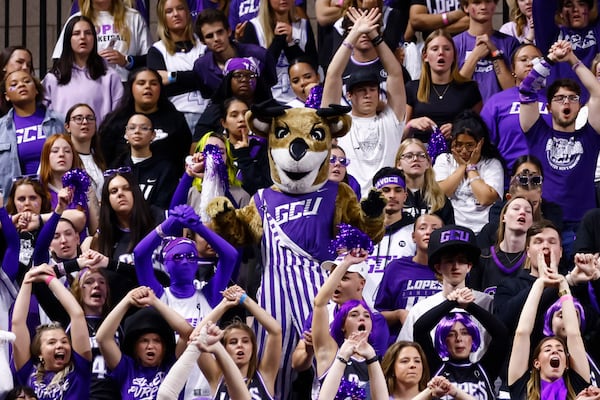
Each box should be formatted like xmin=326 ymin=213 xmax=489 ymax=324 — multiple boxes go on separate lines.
xmin=228 ymin=0 xmax=259 ymax=30
xmin=480 ymin=86 xmax=551 ymax=172
xmin=374 ymin=256 xmax=441 ymax=312
xmin=454 ymin=31 xmax=519 ymax=102
xmin=15 ymin=352 xmax=92 ymax=400
xmin=13 ymin=107 xmax=46 ymax=174
xmin=110 ymin=354 xmax=180 ymax=400
xmin=255 ymin=180 xmax=339 ymax=262
xmin=525 ymin=118 xmax=600 ymax=223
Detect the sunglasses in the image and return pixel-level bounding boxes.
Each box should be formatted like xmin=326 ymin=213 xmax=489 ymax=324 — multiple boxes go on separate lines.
xmin=103 ymin=166 xmax=132 ymax=177
xmin=168 ymin=252 xmax=200 ymax=261
xmin=12 ymin=173 xmax=40 ymax=183
xmin=515 ymin=174 xmax=543 ymax=186
xmin=330 ymin=155 xmax=350 ymax=166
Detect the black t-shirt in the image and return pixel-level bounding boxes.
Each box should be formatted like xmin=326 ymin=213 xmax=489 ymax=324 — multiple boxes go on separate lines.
xmin=405 ymin=79 xmax=481 ymax=143
xmin=510 ymin=369 xmax=589 ymax=400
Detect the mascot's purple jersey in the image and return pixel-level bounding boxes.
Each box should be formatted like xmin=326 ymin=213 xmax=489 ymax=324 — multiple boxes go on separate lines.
xmin=254 ymin=179 xmax=339 ymax=396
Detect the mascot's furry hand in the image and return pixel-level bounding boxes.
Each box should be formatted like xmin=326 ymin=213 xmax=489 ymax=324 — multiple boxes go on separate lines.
xmin=361 ymin=189 xmax=386 ymax=218
xmin=206 ymin=197 xmax=234 ymax=221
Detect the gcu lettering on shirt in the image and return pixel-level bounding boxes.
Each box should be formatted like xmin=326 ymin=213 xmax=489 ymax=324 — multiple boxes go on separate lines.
xmin=33 ymin=379 xmax=70 ymax=398
xmin=559 ymin=29 xmax=597 ymax=51
xmin=440 ymin=229 xmax=470 ymax=243
xmin=274 ymin=197 xmax=322 ymax=223
xmin=16 ymin=125 xmax=45 ymax=144
xmin=508 ymin=102 xmax=549 ymax=115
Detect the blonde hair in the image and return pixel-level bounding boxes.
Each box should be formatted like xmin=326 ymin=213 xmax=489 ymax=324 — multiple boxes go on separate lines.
xmin=79 ymin=0 xmax=131 ymax=47
xmin=192 ymin=132 xmax=242 ymax=192
xmin=156 ymin=0 xmax=195 ymax=55
xmin=506 ymin=0 xmax=528 ymax=37
xmin=31 ymin=323 xmax=75 ymax=388
xmin=395 ymin=139 xmax=447 ymax=212
xmin=417 ymin=29 xmax=469 ymax=103
xmin=257 ymin=0 xmax=299 ymax=48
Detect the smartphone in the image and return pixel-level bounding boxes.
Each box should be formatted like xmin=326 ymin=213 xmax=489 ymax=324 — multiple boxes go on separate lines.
xmin=107 ymin=37 xmax=117 ymax=50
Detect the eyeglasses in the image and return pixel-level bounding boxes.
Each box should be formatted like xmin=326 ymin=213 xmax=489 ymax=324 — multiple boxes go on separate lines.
xmin=70 ymin=115 xmax=96 ymax=124
xmin=514 ymin=174 xmax=543 ymax=186
xmin=12 ymin=173 xmax=40 ymax=182
xmin=169 ymin=252 xmax=200 ymax=261
xmin=329 ymin=155 xmax=350 ymax=166
xmin=126 ymin=124 xmax=153 ymax=133
xmin=103 ymin=166 xmax=132 ymax=177
xmin=551 ymin=94 xmax=580 ymax=104
xmin=452 ymin=142 xmax=477 ymax=151
xmin=399 ymin=152 xmax=428 ymax=161
xmin=231 ymin=72 xmax=257 ymax=81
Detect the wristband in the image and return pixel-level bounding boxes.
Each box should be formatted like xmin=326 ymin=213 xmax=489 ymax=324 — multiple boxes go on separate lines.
xmin=45 ymin=275 xmax=56 ymax=285
xmin=442 ymin=12 xmax=449 ymax=26
xmin=125 ymin=55 xmax=134 ymax=70
xmin=342 ymin=41 xmax=354 ymax=51
xmin=558 ymin=289 xmax=569 ymax=297
xmin=239 ymin=293 xmax=248 ymax=305
xmin=466 ymin=164 xmax=478 ymax=172
xmin=491 ymin=49 xmax=504 ymax=60
xmin=337 ymin=355 xmax=349 ymax=364
xmin=572 ymin=60 xmax=582 ymax=71
xmin=155 ymin=224 xmax=166 ymax=239
xmin=365 ymin=355 xmax=379 ymax=365
xmin=168 ymin=71 xmax=177 ymax=84
xmin=371 ymin=35 xmax=384 ymax=47
xmin=559 ymin=294 xmax=573 ymax=303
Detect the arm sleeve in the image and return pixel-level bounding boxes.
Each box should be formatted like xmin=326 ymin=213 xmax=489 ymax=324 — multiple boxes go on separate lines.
xmin=532 ymin=0 xmax=559 ymax=54
xmin=32 ymin=212 xmax=61 ymax=265
xmin=157 ymin=344 xmax=201 ymax=400
xmin=170 ymin=173 xmax=194 ymax=209
xmin=132 ymin=228 xmax=164 ymax=297
xmin=0 ymin=208 xmax=20 ymax=281
xmin=147 ymin=47 xmax=203 ymax=97
xmin=241 ymin=22 xmax=260 ymax=45
xmin=413 ymin=299 xmax=457 ymax=373
xmin=465 ymin=302 xmax=509 ymax=379
xmin=196 ymin=223 xmax=240 ymax=307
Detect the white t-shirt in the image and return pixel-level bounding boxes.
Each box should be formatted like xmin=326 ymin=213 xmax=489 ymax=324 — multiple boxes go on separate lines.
xmin=337 ymin=106 xmax=404 ymax=198
xmin=52 ymin=8 xmax=150 ymax=81
xmin=433 ymin=155 xmax=504 ymax=234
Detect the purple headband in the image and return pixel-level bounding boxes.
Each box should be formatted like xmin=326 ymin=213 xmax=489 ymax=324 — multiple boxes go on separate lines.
xmin=375 ymin=175 xmax=406 ymax=190
xmin=223 ymin=57 xmax=259 ymax=76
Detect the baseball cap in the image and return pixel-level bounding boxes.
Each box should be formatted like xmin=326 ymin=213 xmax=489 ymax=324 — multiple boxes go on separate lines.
xmin=321 ymin=256 xmax=369 ymax=279
xmin=427 ymin=225 xmax=480 ymax=268
xmin=346 ymin=69 xmax=380 ymax=92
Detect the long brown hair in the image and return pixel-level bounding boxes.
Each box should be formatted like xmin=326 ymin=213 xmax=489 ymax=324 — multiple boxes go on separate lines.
xmin=527 ymin=336 xmax=576 ymax=400
xmin=6 ymin=177 xmax=52 ymax=214
xmin=222 ymin=320 xmax=258 ymax=383
xmin=417 ymin=29 xmax=469 ymax=103
xmin=381 ymin=341 xmax=430 ymax=394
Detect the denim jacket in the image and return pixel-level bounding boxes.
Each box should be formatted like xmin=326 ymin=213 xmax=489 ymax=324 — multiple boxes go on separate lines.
xmin=0 ymin=107 xmax=64 ymax=199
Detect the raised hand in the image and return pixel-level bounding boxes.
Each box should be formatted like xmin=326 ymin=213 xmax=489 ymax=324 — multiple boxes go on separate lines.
xmin=456 ymin=287 xmax=475 ymax=307
xmin=23 ymin=263 xmax=56 ymax=284
xmin=428 ymin=376 xmax=457 ymax=398
xmin=129 ymin=286 xmax=155 ymax=307
xmin=193 ymin=321 xmax=224 ymax=353
xmin=549 ymin=40 xmax=573 ymax=63
xmin=55 ymin=187 xmax=73 ymax=214
xmin=353 ymin=331 xmax=376 ymax=359
xmin=221 ymin=285 xmax=246 ymax=307
xmin=78 ymin=249 xmax=109 ymax=269
xmin=346 ymin=7 xmax=381 ymax=37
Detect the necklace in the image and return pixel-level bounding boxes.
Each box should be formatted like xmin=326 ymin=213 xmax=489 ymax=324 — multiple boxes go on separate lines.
xmin=491 ymin=246 xmax=526 ymax=274
xmin=432 ymin=83 xmax=450 ymax=99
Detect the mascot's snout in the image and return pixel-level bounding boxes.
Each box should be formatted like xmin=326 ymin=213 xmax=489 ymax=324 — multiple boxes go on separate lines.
xmin=290 ymin=138 xmax=308 ymax=161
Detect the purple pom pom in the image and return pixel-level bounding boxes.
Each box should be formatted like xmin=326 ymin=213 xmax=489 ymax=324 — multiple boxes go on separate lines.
xmin=335 ymin=377 xmax=366 ymax=400
xmin=329 ymin=223 xmax=374 ymax=258
xmin=305 ymin=85 xmax=324 ymax=109
xmin=427 ymin=126 xmax=448 ymax=164
xmin=61 ymin=169 xmax=90 ymax=208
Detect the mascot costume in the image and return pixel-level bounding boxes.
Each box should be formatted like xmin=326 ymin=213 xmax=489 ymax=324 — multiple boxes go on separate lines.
xmin=207 ymin=103 xmax=385 ymax=398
